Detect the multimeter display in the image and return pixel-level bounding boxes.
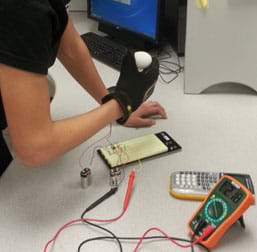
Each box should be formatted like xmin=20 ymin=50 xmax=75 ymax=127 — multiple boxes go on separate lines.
xmin=219 ymin=181 xmax=244 ymax=203
xmin=188 ymin=176 xmax=254 ymax=249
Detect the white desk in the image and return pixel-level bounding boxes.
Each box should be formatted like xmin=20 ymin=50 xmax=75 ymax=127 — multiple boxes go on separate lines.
xmin=0 ymin=13 xmax=256 ymax=252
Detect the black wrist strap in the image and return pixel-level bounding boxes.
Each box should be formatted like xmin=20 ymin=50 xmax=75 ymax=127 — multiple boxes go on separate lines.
xmin=101 ymin=92 xmax=132 ymax=124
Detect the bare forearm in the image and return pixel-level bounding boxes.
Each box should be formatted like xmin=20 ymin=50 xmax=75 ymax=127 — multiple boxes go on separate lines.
xmin=58 ymin=17 xmax=108 ymax=104
xmin=23 ymin=100 xmax=122 ymax=166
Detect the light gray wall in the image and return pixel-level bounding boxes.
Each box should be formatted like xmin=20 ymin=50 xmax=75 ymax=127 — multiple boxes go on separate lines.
xmin=184 ymin=0 xmax=257 ymax=94
xmin=69 ymin=0 xmax=87 ymax=11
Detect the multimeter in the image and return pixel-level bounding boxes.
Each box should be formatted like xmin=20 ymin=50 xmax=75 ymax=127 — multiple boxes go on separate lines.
xmin=188 ymin=175 xmax=254 ymax=249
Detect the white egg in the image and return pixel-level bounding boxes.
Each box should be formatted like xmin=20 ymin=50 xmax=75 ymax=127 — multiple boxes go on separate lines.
xmin=134 ymin=51 xmax=152 ymax=72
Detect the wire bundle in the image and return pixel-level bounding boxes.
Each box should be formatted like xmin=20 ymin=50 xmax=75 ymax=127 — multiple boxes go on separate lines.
xmin=156 ymin=45 xmax=184 ymax=84
xmin=43 ymin=168 xmax=210 ymax=252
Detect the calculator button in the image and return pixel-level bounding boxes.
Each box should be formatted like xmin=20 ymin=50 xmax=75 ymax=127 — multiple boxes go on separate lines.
xmin=163 ymin=135 xmax=170 ymax=141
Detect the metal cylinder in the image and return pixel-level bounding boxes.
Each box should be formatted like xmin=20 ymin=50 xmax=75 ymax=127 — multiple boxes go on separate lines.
xmin=80 ymin=168 xmax=92 ymax=189
xmin=109 ymin=167 xmax=121 ymax=188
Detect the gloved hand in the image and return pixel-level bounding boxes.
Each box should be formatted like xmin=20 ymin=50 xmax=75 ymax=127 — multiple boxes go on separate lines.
xmin=102 ymin=50 xmax=159 ymax=124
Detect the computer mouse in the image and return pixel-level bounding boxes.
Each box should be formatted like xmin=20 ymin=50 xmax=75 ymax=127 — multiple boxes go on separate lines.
xmin=134 ymin=51 xmax=152 ymax=72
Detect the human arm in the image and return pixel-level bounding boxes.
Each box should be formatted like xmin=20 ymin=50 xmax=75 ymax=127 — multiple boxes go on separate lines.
xmin=57 ymin=16 xmax=167 ymax=126
xmin=57 ymin=16 xmax=108 ymax=104
xmin=0 ymin=65 xmax=122 ymax=167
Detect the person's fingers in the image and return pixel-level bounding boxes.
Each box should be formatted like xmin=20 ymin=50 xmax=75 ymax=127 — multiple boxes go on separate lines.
xmin=133 ymin=118 xmax=156 ymax=127
xmin=124 ymin=117 xmax=156 ymax=127
xmin=142 ymin=101 xmax=167 ymax=118
xmin=150 ymin=101 xmax=167 ymax=118
xmin=139 ymin=104 xmax=167 ymax=119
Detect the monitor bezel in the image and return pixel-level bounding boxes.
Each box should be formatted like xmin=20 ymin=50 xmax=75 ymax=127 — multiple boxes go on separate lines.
xmin=87 ymin=0 xmax=162 ymax=43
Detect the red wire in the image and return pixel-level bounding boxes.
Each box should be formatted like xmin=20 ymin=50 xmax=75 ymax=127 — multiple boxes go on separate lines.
xmin=133 ymin=225 xmax=214 ymax=252
xmin=43 ymin=170 xmax=135 ymax=252
xmin=123 ymin=171 xmax=135 ymax=210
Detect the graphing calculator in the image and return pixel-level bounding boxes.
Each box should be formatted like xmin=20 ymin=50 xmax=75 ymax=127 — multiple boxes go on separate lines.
xmin=188 ymin=175 xmax=254 ymax=248
xmin=97 ymin=131 xmax=181 ymax=168
xmin=170 ymin=171 xmax=255 ymax=201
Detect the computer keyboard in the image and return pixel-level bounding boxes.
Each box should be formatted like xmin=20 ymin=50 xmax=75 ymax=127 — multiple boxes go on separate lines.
xmin=81 ymin=32 xmax=128 ymax=70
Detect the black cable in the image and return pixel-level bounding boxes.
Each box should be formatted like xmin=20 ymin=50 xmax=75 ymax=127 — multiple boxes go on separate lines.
xmin=155 ymin=43 xmax=184 ymax=85
xmin=81 ymin=187 xmax=118 ymax=216
xmin=80 ymin=219 xmax=123 ymax=252
xmin=80 ymin=192 xmax=208 ymax=252
xmin=78 ymin=234 xmax=211 ymax=252
xmin=78 ymin=182 xmax=209 ymax=252
xmin=80 ymin=188 xmax=123 ymax=252
xmin=191 ymin=235 xmax=196 ymax=252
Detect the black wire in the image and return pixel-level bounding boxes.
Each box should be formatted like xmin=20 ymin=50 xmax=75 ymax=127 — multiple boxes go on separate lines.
xmin=156 ymin=44 xmax=184 ymax=85
xmin=79 ymin=219 xmax=123 ymax=252
xmin=80 ymin=198 xmax=208 ymax=252
xmin=191 ymin=235 xmax=196 ymax=252
xmin=79 ymin=185 xmax=210 ymax=252
xmin=78 ymin=234 xmax=211 ymax=252
xmin=81 ymin=187 xmax=118 ymax=216
xmin=81 ymin=200 xmax=123 ymax=252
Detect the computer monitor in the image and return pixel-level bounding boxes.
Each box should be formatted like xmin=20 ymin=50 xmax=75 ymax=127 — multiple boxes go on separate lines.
xmin=87 ymin=0 xmax=163 ymax=49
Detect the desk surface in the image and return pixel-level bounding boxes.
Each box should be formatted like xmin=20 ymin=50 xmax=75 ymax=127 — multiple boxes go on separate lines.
xmin=0 ymin=13 xmax=256 ymax=252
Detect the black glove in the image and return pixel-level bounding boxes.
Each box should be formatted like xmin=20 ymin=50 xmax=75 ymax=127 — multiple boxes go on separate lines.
xmin=102 ymin=50 xmax=159 ymax=124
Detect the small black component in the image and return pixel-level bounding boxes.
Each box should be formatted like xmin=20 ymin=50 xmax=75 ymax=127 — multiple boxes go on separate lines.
xmin=238 ymin=215 xmax=246 ymax=229
xmin=194 ymin=218 xmax=208 ymax=236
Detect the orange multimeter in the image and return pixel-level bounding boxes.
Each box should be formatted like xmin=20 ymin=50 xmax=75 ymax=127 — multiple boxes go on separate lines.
xmin=187 ymin=175 xmax=254 ymax=249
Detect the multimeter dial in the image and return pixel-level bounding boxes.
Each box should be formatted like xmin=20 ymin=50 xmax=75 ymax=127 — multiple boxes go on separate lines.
xmin=204 ymin=196 xmax=228 ymax=224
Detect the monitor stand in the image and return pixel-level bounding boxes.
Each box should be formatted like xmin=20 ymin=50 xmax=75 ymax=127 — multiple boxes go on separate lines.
xmin=98 ymin=22 xmax=159 ymax=51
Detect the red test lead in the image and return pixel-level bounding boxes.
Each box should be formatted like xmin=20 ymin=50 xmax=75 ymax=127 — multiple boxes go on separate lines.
xmin=123 ymin=170 xmax=136 ymax=211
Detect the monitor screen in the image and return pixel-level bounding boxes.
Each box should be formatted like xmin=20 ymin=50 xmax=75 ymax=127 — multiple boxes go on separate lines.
xmin=88 ymin=0 xmax=160 ymax=41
